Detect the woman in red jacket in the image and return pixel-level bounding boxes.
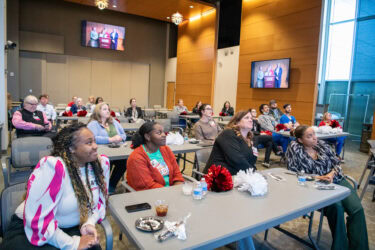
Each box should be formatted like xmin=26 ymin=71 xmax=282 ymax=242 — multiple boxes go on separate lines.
xmin=319 ymin=112 xmax=346 ymax=158
xmin=126 ymin=122 xmax=184 ymax=191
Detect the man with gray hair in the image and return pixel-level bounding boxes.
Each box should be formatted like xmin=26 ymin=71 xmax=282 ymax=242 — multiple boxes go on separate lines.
xmin=12 ymin=95 xmax=53 ymax=138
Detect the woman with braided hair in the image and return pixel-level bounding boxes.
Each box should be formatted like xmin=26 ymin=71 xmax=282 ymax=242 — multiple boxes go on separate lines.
xmin=1 ymin=123 xmax=110 ymax=250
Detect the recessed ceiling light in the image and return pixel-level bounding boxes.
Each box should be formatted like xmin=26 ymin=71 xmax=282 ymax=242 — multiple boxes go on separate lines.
xmin=166 ymin=17 xmax=170 ymax=19
xmin=113 ymin=4 xmax=117 ymax=7
xmin=190 ymin=5 xmax=194 ymax=8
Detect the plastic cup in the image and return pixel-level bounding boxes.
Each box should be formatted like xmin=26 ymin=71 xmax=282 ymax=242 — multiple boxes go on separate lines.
xmin=155 ymin=200 xmax=168 ymax=217
xmin=182 ymin=182 xmax=193 ymax=195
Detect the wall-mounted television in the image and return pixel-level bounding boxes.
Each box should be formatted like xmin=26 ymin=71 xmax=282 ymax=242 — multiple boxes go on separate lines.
xmin=81 ymin=20 xmax=126 ymax=51
xmin=250 ymin=58 xmax=291 ymax=88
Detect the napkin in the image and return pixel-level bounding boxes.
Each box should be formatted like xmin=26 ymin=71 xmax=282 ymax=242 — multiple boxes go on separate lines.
xmin=164 ymin=221 xmax=186 ymax=240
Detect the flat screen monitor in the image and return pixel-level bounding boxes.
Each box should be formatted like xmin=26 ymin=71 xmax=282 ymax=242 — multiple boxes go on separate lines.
xmin=250 ymin=58 xmax=291 ymax=88
xmin=81 ymin=20 xmax=125 ymax=51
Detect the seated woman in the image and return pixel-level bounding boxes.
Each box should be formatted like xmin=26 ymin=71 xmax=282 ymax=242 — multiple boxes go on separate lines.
xmin=126 ymin=122 xmax=184 ymax=191
xmin=1 ymin=123 xmax=109 ymax=250
xmin=87 ymin=102 xmax=127 ymax=194
xmin=193 ymin=104 xmax=222 ymax=145
xmin=125 ymin=98 xmax=143 ymax=123
xmin=250 ymin=108 xmax=282 ymax=168
xmin=204 ymin=110 xmax=257 ymax=175
xmin=192 ymin=101 xmax=202 ymax=114
xmin=90 ymin=97 xmax=104 ymax=113
xmin=286 ymin=125 xmax=368 ymax=250
xmin=319 ymin=112 xmax=346 ymax=157
xmin=220 ymin=101 xmax=234 ymax=116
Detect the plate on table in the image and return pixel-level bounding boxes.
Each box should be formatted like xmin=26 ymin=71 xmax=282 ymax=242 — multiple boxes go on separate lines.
xmin=135 ymin=216 xmax=164 ymax=232
xmin=188 ymin=139 xmax=200 ymax=144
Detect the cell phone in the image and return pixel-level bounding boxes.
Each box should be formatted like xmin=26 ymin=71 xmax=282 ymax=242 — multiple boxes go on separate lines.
xmin=316 ymin=179 xmax=330 ymax=185
xmin=125 ymin=202 xmax=151 ymax=213
xmin=108 ymin=143 xmax=120 ymax=148
xmin=316 ymin=185 xmax=336 ymax=190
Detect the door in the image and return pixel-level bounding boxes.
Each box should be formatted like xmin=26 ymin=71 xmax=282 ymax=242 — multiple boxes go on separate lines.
xmin=166 ymin=82 xmax=175 ymax=109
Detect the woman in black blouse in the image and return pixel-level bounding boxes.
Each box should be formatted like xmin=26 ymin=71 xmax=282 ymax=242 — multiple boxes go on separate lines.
xmin=192 ymin=101 xmax=202 ymax=114
xmin=221 ymin=101 xmax=234 ymax=116
xmin=286 ymin=125 xmax=368 ymax=250
xmin=204 ymin=110 xmax=257 ymax=175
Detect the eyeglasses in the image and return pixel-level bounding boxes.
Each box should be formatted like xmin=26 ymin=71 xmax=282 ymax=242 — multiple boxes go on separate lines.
xmin=26 ymin=102 xmax=38 ymax=106
xmin=205 ymin=108 xmax=213 ymax=111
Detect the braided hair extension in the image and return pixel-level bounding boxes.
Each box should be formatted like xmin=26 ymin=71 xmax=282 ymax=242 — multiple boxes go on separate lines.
xmin=51 ymin=122 xmax=107 ymax=225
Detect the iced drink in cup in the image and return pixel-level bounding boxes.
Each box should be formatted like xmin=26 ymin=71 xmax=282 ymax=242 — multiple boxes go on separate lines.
xmin=155 ymin=200 xmax=168 ymax=217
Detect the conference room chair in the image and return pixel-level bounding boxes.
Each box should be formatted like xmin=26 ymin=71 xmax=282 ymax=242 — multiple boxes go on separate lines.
xmin=191 ymin=147 xmax=212 ymax=180
xmin=117 ymin=116 xmax=129 ymax=123
xmin=0 ymin=183 xmax=113 ymax=250
xmin=1 ymin=136 xmax=52 ymax=188
xmin=153 ymin=104 xmax=162 ymax=110
xmin=154 ymin=118 xmax=172 ymax=133
xmin=358 ymin=140 xmax=375 ymax=201
xmin=167 ymin=111 xmax=186 ymax=131
xmin=143 ymin=109 xmax=156 ymax=120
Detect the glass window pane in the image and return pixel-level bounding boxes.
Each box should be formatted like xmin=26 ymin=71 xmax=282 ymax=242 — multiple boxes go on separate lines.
xmin=331 ymin=0 xmax=356 ymax=23
xmin=326 ymin=22 xmax=354 ymax=80
xmin=359 ymin=0 xmax=375 ymax=18
xmin=352 ymin=19 xmax=375 ymax=80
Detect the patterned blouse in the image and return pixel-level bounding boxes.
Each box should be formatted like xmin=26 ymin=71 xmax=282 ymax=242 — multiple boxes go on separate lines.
xmin=286 ymin=140 xmax=343 ymax=183
xmin=15 ymin=155 xmax=110 ymax=249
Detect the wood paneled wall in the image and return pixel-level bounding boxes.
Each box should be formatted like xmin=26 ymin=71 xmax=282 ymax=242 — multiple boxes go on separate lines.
xmin=236 ymin=0 xmax=322 ymax=125
xmin=176 ymin=10 xmax=217 ymax=110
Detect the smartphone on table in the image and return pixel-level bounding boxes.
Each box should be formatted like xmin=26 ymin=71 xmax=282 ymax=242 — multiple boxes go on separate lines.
xmin=125 ymin=202 xmax=151 ymax=213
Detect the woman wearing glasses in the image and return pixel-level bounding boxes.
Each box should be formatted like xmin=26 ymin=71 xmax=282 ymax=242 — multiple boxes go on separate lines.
xmin=193 ymin=104 xmax=222 ymax=145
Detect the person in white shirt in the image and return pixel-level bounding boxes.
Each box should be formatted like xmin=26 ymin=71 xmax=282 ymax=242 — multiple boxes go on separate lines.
xmin=37 ymin=94 xmax=57 ymax=121
xmin=173 ymin=99 xmax=188 ymax=114
xmin=0 ymin=123 xmax=109 ymax=250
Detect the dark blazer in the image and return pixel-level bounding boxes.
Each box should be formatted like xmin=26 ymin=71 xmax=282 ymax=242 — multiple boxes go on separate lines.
xmin=204 ymin=129 xmax=257 ymax=175
xmin=221 ymin=107 xmax=234 ymax=116
xmin=125 ymin=107 xmax=143 ymax=119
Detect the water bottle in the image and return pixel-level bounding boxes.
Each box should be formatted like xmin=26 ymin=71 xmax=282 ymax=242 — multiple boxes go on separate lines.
xmin=297 ymin=170 xmax=306 ymax=186
xmin=192 ymin=182 xmax=203 ymax=200
xmin=184 ymin=132 xmax=189 ymax=141
xmin=200 ymin=177 xmax=208 ymax=196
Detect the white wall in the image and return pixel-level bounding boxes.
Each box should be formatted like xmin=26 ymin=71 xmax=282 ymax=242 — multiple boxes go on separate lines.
xmin=163 ymin=57 xmax=177 ymax=107
xmin=213 ymin=46 xmax=239 ymax=115
xmin=1 ymin=0 xmax=8 ymax=151
xmin=19 ymin=52 xmax=150 ymax=110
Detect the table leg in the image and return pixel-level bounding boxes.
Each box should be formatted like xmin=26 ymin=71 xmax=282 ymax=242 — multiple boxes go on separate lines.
xmin=360 ymin=166 xmax=375 ymax=200
xmin=236 ymin=236 xmax=255 ymax=250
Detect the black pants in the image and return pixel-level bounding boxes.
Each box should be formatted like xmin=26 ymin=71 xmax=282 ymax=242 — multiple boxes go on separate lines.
xmin=253 ymin=135 xmax=279 ymax=163
xmin=109 ymin=159 xmax=127 ymax=190
xmin=1 ymin=215 xmax=101 ymax=250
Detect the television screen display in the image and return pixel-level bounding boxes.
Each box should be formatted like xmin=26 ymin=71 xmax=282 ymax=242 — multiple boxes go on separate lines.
xmin=81 ymin=20 xmax=125 ymax=51
xmin=250 ymin=58 xmax=291 ymax=88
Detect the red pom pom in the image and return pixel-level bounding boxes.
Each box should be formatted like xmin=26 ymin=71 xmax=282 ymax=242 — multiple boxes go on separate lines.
xmin=275 ymin=124 xmax=286 ymax=131
xmin=77 ymin=110 xmax=87 ymax=117
xmin=130 ymin=143 xmax=134 ymax=149
xmin=180 ymin=111 xmax=187 ymax=115
xmin=262 ymin=130 xmax=272 ymax=136
xmin=219 ymin=112 xmax=227 ymax=117
xmin=331 ymin=120 xmax=341 ymax=129
xmin=62 ymin=111 xmax=73 ymax=117
xmin=204 ymin=165 xmax=233 ymax=192
xmin=110 ymin=110 xmax=116 ymax=117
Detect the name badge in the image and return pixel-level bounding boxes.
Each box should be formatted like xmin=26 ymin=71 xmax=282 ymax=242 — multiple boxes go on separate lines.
xmin=252 ymin=147 xmax=259 ymax=157
xmin=33 ymin=116 xmax=41 ymax=121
